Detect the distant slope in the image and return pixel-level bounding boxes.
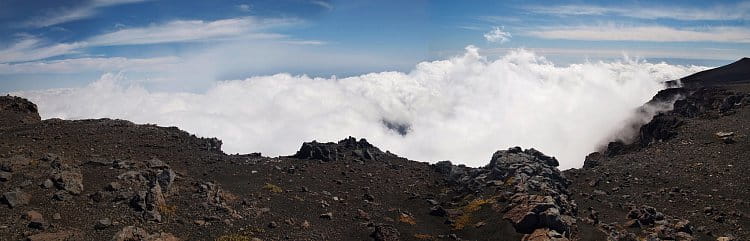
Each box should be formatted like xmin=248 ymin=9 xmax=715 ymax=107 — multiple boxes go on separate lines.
xmin=681 ymin=57 xmax=750 ymax=87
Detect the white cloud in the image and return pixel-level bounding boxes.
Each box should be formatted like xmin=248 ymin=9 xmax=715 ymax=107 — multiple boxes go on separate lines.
xmin=87 ymin=17 xmax=299 ymax=46
xmin=13 ymin=47 xmax=706 ymax=169
xmin=484 ymin=26 xmax=511 ymax=43
xmin=0 ymin=56 xmax=181 ymax=74
xmin=0 ymin=35 xmax=86 ymax=63
xmin=0 ymin=17 xmax=310 ymax=64
xmin=528 ymin=25 xmax=750 ymax=43
xmin=311 ymin=1 xmax=334 ymax=11
xmin=25 ymin=0 xmax=151 ymax=28
xmin=281 ymin=40 xmax=327 ymax=45
xmin=477 ymin=16 xmax=523 ymax=24
xmin=481 ymin=47 xmax=744 ymax=61
xmin=458 ymin=26 xmax=483 ymax=31
xmin=525 ymin=2 xmax=750 ymax=21
xmin=237 ymin=4 xmax=251 ymax=12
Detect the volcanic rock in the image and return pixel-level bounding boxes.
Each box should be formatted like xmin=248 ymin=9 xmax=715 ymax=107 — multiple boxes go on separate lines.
xmin=52 ymin=169 xmax=84 ymax=195
xmin=24 ymin=211 xmax=46 ymax=230
xmin=3 ymin=190 xmax=30 ymax=208
xmin=0 ymin=171 xmax=10 ymax=182
xmin=26 ymin=230 xmax=83 ymax=241
xmin=0 ymin=96 xmax=41 ymax=126
xmin=371 ymin=224 xmax=400 ymax=241
xmin=111 ymin=226 xmax=179 ymax=241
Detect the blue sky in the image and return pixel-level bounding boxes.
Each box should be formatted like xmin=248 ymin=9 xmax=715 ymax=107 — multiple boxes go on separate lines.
xmin=1 ymin=0 xmax=748 ymax=91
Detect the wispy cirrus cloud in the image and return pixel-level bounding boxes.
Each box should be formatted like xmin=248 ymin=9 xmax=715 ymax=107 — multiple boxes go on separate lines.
xmin=25 ymin=0 xmax=151 ymax=28
xmin=311 ymin=1 xmax=334 ymax=11
xmin=0 ymin=35 xmax=86 ymax=63
xmin=87 ymin=17 xmax=300 ymax=46
xmin=281 ymin=40 xmax=327 ymax=45
xmin=480 ymin=47 xmax=744 ymax=61
xmin=0 ymin=56 xmax=181 ymax=74
xmin=528 ymin=25 xmax=750 ymax=43
xmin=524 ymin=2 xmax=750 ymax=21
xmin=0 ymin=16 xmax=313 ymax=64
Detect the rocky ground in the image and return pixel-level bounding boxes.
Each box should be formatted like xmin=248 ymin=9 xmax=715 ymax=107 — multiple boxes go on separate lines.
xmin=0 ymin=59 xmax=748 ymax=240
xmin=566 ymin=83 xmax=750 ymax=241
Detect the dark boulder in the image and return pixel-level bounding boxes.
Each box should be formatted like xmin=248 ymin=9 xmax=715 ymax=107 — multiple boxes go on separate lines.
xmin=638 ymin=114 xmax=681 ymax=147
xmin=292 ymin=137 xmax=383 ymax=162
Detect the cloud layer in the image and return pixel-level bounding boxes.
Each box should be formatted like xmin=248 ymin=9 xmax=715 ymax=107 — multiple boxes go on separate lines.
xmin=525 ymin=2 xmax=750 ymax=21
xmin=528 ymin=25 xmax=750 ymax=43
xmin=87 ymin=17 xmax=298 ymax=46
xmin=13 ymin=47 xmax=706 ymax=169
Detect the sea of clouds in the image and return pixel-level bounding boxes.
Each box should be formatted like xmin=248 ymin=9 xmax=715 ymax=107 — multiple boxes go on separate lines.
xmin=12 ymin=46 xmax=707 ymax=169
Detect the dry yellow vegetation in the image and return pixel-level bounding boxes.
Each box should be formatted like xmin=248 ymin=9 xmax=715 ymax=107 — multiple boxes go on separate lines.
xmin=398 ymin=213 xmax=417 ymax=225
xmin=262 ymin=183 xmax=283 ymax=193
xmin=452 ymin=198 xmax=494 ymax=230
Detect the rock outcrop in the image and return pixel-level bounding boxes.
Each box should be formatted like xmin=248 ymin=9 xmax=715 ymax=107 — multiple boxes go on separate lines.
xmin=433 ymin=147 xmax=576 ymax=239
xmin=0 ymin=95 xmax=41 ymax=127
xmin=292 ymin=137 xmax=385 ymax=162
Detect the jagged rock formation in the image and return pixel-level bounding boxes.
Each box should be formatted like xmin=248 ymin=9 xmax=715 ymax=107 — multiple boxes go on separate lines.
xmin=292 ymin=137 xmax=385 ymax=162
xmin=432 ymin=147 xmax=577 ymax=240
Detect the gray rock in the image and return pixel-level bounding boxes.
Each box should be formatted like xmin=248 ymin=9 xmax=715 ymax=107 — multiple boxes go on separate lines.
xmin=114 ymin=161 xmax=131 ymax=169
xmin=53 ymin=169 xmax=84 ymax=195
xmin=503 ymin=195 xmax=569 ymax=234
xmin=110 ymin=226 xmax=177 ymax=241
xmin=40 ymin=179 xmax=54 ymax=189
xmin=95 ymin=218 xmax=112 ymax=230
xmin=0 ymin=171 xmax=10 ymax=182
xmin=130 ymin=183 xmax=166 ymax=222
xmin=41 ymin=153 xmax=60 ymax=162
xmin=145 ymin=210 xmax=162 ymax=223
xmin=2 ymin=191 xmax=30 ymax=208
xmin=52 ymin=190 xmax=72 ymax=201
xmin=129 ymin=191 xmax=148 ymax=211
xmin=356 ymin=209 xmax=370 ymax=220
xmin=112 ymin=227 xmax=146 ymax=240
xmin=267 ymin=221 xmax=278 ymax=228
xmin=363 ymin=193 xmax=375 ymax=202
xmin=106 ymin=182 xmax=122 ymax=191
xmin=19 ymin=180 xmax=33 ymax=187
xmin=372 ymin=224 xmax=400 ymax=241
xmin=674 ymin=220 xmax=693 ymax=234
xmin=319 ymin=212 xmax=333 ymax=219
xmin=118 ymin=171 xmax=145 ymax=182
xmin=155 ymin=169 xmax=176 ymax=191
xmin=146 ymin=158 xmax=169 ymax=169
xmin=429 ymin=206 xmax=447 ymax=217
